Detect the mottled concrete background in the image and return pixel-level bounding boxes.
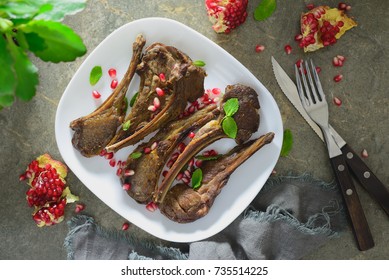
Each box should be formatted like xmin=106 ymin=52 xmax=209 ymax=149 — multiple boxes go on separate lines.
xmin=1 ymin=0 xmax=388 ymax=259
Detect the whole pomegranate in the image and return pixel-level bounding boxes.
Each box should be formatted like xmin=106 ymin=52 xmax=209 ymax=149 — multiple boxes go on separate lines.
xmin=298 ymin=6 xmax=357 ymax=52
xmin=20 ymin=154 xmax=79 ymax=227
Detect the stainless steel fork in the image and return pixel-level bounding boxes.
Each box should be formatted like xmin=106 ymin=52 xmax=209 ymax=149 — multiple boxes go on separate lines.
xmin=295 ymin=60 xmax=374 ymax=251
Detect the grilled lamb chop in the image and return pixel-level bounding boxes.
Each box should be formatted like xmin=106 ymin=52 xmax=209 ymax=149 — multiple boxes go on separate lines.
xmin=105 ymin=43 xmax=206 ymax=152
xmin=159 ymin=132 xmax=275 ymax=223
xmin=121 ymin=104 xmax=220 ymax=203
xmin=153 ymin=84 xmax=260 ymax=203
xmin=70 ymin=34 xmax=146 ymax=157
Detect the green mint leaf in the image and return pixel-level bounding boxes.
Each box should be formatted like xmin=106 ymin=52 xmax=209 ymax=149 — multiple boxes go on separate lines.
xmin=193 ymin=60 xmax=206 ymax=67
xmin=21 ymin=20 xmax=86 ymax=62
xmin=122 ymin=120 xmax=131 ymax=131
xmin=254 ymin=0 xmax=277 ymax=21
xmin=280 ymin=129 xmax=293 ymax=157
xmin=89 ymin=66 xmax=102 ymax=86
xmin=191 ymin=168 xmax=203 ymax=189
xmin=222 ymin=116 xmax=238 ymax=139
xmin=0 ymin=35 xmax=16 ymax=107
xmin=130 ymin=92 xmax=139 ymax=107
xmin=0 ymin=2 xmax=41 ymax=19
xmin=195 ymin=155 xmax=222 ymax=161
xmin=0 ymin=18 xmax=13 ymax=31
xmin=130 ymin=152 xmax=142 ymax=159
xmin=223 ymin=98 xmax=239 ymax=117
xmin=34 ymin=0 xmax=87 ymax=22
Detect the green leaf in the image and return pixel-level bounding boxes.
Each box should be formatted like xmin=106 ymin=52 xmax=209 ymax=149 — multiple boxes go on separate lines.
xmin=191 ymin=168 xmax=203 ymax=189
xmin=222 ymin=116 xmax=238 ymax=139
xmin=0 ymin=34 xmax=16 ymax=107
xmin=193 ymin=60 xmax=206 ymax=67
xmin=21 ymin=20 xmax=86 ymax=62
xmin=0 ymin=1 xmax=41 ymax=19
xmin=34 ymin=0 xmax=87 ymax=22
xmin=280 ymin=129 xmax=293 ymax=157
xmin=254 ymin=0 xmax=277 ymax=21
xmin=223 ymin=98 xmax=239 ymax=117
xmin=130 ymin=92 xmax=139 ymax=107
xmin=122 ymin=120 xmax=131 ymax=131
xmin=195 ymin=154 xmax=222 ymax=161
xmin=130 ymin=152 xmax=142 ymax=159
xmin=6 ymin=34 xmax=39 ymax=101
xmin=89 ymin=65 xmax=102 ymax=86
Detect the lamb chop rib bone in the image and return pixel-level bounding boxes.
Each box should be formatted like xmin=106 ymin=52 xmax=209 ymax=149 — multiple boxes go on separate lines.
xmin=121 ymin=104 xmax=219 ymax=203
xmin=69 ymin=34 xmax=146 ymax=157
xmin=105 ymin=43 xmax=206 ymax=153
xmin=153 ymin=84 xmax=261 ymax=204
xmin=159 ymin=132 xmax=275 ymax=223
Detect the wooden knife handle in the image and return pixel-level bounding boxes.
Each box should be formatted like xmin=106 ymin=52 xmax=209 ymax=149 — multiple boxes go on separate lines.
xmin=330 ymin=154 xmax=375 ymax=251
xmin=341 ymin=144 xmax=389 ymax=217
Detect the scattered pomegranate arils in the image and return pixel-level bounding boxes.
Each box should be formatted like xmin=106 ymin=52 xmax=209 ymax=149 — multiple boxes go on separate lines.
xmin=315 ymin=66 xmax=322 ymax=73
xmin=284 ymin=45 xmax=292 ymax=55
xmin=211 ymin=88 xmax=221 ymax=95
xmin=205 ymin=0 xmax=248 ymax=33
xmin=146 ymin=201 xmax=158 ymax=212
xmin=148 ymin=105 xmax=157 ymax=112
xmin=122 ymin=183 xmax=131 ymax=191
xmin=333 ymin=96 xmax=342 ymax=106
xmin=143 ymin=147 xmax=151 ymax=154
xmin=334 ymin=74 xmax=343 ymax=82
xmin=338 ymin=2 xmax=351 ymax=11
xmin=108 ymin=68 xmax=117 ymax=79
xmin=104 ymin=152 xmax=114 ymax=160
xmin=151 ymin=141 xmax=158 ymax=150
xmin=158 ymin=73 xmax=166 ymax=82
xmin=294 ymin=34 xmax=303 ymax=41
xmin=116 ymin=168 xmax=122 ymax=176
xmin=156 ymin=87 xmax=165 ymax=97
xmin=75 ymin=203 xmax=85 ymax=213
xmin=122 ymin=222 xmax=130 ymax=231
xmin=109 ymin=158 xmax=116 ymax=167
xmin=361 ymin=149 xmax=369 ymax=158
xmin=92 ymin=90 xmax=101 ymax=99
xmin=306 ymin=3 xmax=315 ymax=10
xmin=110 ymin=79 xmax=118 ymax=89
xmin=333 ymin=56 xmax=344 ymax=67
xmin=33 ymin=198 xmax=67 ymax=227
xmin=153 ymin=97 xmax=161 ymax=108
xmin=255 ymin=44 xmax=265 ymax=53
xmin=178 ymin=142 xmax=186 ymax=153
xmin=124 ymin=169 xmax=135 ymax=176
xmin=189 ymin=132 xmax=195 ymax=138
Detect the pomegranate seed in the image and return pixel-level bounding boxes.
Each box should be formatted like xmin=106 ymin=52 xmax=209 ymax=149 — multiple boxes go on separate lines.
xmin=295 ymin=59 xmax=304 ymax=68
xmin=110 ymin=79 xmax=118 ymax=89
xmin=337 ymin=21 xmax=344 ymax=27
xmin=104 ymin=152 xmax=114 ymax=160
xmin=171 ymin=152 xmax=179 ymax=161
xmin=122 ymin=183 xmax=131 ymax=191
xmin=159 ymin=73 xmax=166 ymax=82
xmin=124 ymin=169 xmax=135 ymax=176
xmin=346 ymin=5 xmax=351 ymax=11
xmin=143 ymin=147 xmax=151 ymax=154
xmin=153 ymin=97 xmax=160 ymax=108
xmin=337 ymin=55 xmax=345 ymax=62
xmin=211 ymin=88 xmax=221 ymax=95
xmin=108 ymin=68 xmax=117 ymax=78
xmin=333 ymin=96 xmax=342 ymax=106
xmin=284 ymin=45 xmax=292 ymax=55
xmin=333 ymin=56 xmax=340 ymax=66
xmin=188 ymin=158 xmax=195 ymax=168
xmin=109 ymin=158 xmax=116 ymax=167
xmin=182 ymin=176 xmax=190 ymax=184
xmin=25 ymin=171 xmax=32 ymax=179
xmin=166 ymin=159 xmax=174 ymax=168
xmin=255 ymin=44 xmax=265 ymax=53
xmin=306 ymin=3 xmax=315 ymax=10
xmin=19 ymin=173 xmax=26 ymax=181
xmin=148 ymin=105 xmax=156 ymax=112
xmin=361 ymin=149 xmax=369 ymax=158
xmin=176 ymin=173 xmax=183 ymax=180
xmin=195 ymin=160 xmax=203 ymax=168
xmin=151 ymin=141 xmax=158 ymax=150
xmin=75 ymin=204 xmax=85 ymax=213
xmin=156 ymin=87 xmax=164 ymax=97
xmin=184 ymin=170 xmax=192 ymax=179
xmin=146 ymin=202 xmax=158 ymax=212
xmin=315 ymin=66 xmax=321 ymax=73
xmin=338 ymin=2 xmax=347 ymax=10
xmin=178 ymin=143 xmax=186 ymax=153
xmin=122 ymin=222 xmax=130 ymax=230
xmin=92 ymin=90 xmax=101 ymax=99
xmin=334 ymin=74 xmax=343 ymax=82
xmin=99 ymin=149 xmax=107 ymax=157
xmin=162 ymin=170 xmax=168 ymax=177
xmin=116 ymin=168 xmax=122 ymax=176
xmin=189 ymin=132 xmax=195 ymax=138
xmin=294 ymin=34 xmax=303 ymax=41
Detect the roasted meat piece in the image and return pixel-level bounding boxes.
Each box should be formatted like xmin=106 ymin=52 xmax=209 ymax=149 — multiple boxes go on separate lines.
xmin=159 ymin=132 xmax=275 ymax=223
xmin=153 ymin=84 xmax=260 ymax=203
xmin=105 ymin=43 xmax=206 ymax=152
xmin=70 ymin=34 xmax=146 ymax=157
xmin=121 ymin=104 xmax=219 ymax=203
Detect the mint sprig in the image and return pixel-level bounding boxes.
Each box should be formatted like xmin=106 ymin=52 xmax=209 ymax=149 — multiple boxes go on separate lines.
xmin=0 ymin=0 xmax=87 ymax=109
xmin=280 ymin=129 xmax=293 ymax=157
xmin=191 ymin=168 xmax=203 ymax=189
xmin=90 ymin=66 xmax=102 ymax=86
xmin=221 ymin=98 xmax=239 ymax=138
xmin=254 ymin=0 xmax=277 ymax=21
xmin=193 ymin=60 xmax=206 ymax=67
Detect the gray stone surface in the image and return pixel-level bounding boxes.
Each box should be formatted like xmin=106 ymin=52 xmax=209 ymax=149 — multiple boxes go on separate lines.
xmin=0 ymin=0 xmax=388 ymax=259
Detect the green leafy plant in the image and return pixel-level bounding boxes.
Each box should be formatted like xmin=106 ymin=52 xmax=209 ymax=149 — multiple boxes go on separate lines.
xmin=254 ymin=0 xmax=277 ymax=21
xmin=221 ymin=97 xmax=239 ymax=138
xmin=0 ymin=0 xmax=87 ymax=109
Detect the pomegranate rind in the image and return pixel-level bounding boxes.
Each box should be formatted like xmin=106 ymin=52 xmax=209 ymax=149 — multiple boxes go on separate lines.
xmin=36 ymin=154 xmax=68 ymax=179
xmin=205 ymin=0 xmax=248 ymax=33
xmin=301 ymin=6 xmax=357 ymax=52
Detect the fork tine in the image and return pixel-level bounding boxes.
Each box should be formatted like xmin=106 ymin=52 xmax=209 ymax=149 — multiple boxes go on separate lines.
xmin=299 ymin=62 xmax=314 ymax=105
xmin=310 ymin=60 xmax=326 ymax=102
xmin=305 ymin=60 xmax=319 ymax=104
xmin=295 ymin=64 xmax=308 ymax=107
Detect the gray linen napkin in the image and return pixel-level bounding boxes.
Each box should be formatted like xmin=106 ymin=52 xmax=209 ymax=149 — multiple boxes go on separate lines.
xmin=64 ymin=173 xmax=345 ymax=260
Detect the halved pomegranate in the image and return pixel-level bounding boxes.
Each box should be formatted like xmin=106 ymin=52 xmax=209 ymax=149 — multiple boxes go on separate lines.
xmin=299 ymin=6 xmax=357 ymax=52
